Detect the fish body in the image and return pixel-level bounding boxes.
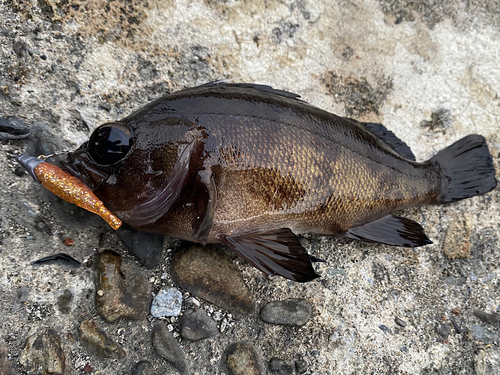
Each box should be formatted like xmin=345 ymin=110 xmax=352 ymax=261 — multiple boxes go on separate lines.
xmin=59 ymin=83 xmax=496 ymax=281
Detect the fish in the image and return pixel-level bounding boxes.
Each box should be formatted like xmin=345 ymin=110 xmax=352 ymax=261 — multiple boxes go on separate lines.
xmin=17 ymin=83 xmax=497 ymax=282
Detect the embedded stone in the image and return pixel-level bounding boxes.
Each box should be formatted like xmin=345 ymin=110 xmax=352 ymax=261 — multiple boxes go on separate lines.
xmin=56 ymin=289 xmax=73 ymax=314
xmin=133 ymin=361 xmax=156 ymax=375
xmin=442 ymin=216 xmax=472 ymax=260
xmin=171 ymin=245 xmax=255 ymax=314
xmin=260 ymin=299 xmax=312 ymax=326
xmin=79 ymin=319 xmax=126 ymax=359
xmin=152 ymin=322 xmax=189 ymax=375
xmin=180 ymin=309 xmax=219 ymax=341
xmin=221 ymin=341 xmax=265 ymax=375
xmin=94 ymin=250 xmax=151 ymax=323
xmin=18 ymin=328 xmax=65 ymax=375
xmin=151 ymin=287 xmax=182 ymax=318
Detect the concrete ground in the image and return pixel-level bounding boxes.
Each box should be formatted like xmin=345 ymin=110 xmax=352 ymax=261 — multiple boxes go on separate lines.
xmin=1 ymin=0 xmax=499 ymax=374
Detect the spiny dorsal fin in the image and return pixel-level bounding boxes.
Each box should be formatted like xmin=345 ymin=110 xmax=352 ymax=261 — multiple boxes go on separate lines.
xmin=198 ymin=81 xmax=302 ymax=100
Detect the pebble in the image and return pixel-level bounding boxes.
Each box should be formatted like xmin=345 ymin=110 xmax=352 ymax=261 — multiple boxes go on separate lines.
xmin=475 ymin=348 xmax=500 ymax=375
xmin=94 ymin=250 xmax=151 ymax=323
xmin=63 ymin=238 xmax=74 ymax=246
xmin=56 ymin=289 xmax=73 ymax=314
xmin=18 ymin=328 xmax=66 ymax=375
xmin=326 ymin=267 xmax=348 ymax=280
xmin=116 ymin=225 xmax=164 ymax=269
xmin=188 ymin=297 xmax=201 ymax=307
xmin=171 ymin=245 xmax=256 ymax=314
xmin=98 ymin=103 xmax=112 ymax=112
xmin=474 ymin=310 xmax=500 ymax=326
xmin=394 ymin=317 xmax=407 ymax=327
xmin=379 ymin=324 xmax=392 ymax=334
xmin=434 ymin=322 xmax=451 ymax=339
xmin=269 ymin=357 xmax=295 ymax=374
xmin=151 ymin=286 xmax=183 ymax=317
xmin=294 ymin=358 xmax=308 ymax=374
xmin=180 ymin=309 xmax=219 ymax=340
xmin=222 ymin=341 xmax=265 ymax=375
xmin=442 ymin=217 xmax=472 ymax=259
xmin=79 ymin=319 xmax=126 ymax=358
xmin=450 ymin=318 xmax=462 ymax=334
xmin=260 ymin=299 xmax=312 ymax=326
xmin=133 ymin=361 xmax=156 ymax=375
xmin=0 ymin=346 xmax=14 ymax=375
xmin=471 ymin=325 xmax=498 ymax=344
xmin=152 ymin=321 xmax=189 ymax=375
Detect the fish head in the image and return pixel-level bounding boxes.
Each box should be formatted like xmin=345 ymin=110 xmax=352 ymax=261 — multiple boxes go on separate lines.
xmin=61 ymin=119 xmax=191 ymax=214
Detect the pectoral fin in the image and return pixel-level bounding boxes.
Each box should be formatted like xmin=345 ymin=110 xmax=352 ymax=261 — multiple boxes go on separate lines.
xmin=346 ymin=215 xmax=432 ymax=247
xmin=218 ymin=229 xmax=319 ymax=282
xmin=116 ymin=140 xmax=195 ymax=226
xmin=192 ymin=169 xmax=217 ymax=245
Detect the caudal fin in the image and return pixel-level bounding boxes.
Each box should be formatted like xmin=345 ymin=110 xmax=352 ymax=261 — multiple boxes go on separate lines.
xmin=431 ymin=135 xmax=496 ymax=204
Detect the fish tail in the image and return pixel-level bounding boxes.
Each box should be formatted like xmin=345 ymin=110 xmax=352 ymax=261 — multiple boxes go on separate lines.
xmin=431 ymin=134 xmax=496 ymax=204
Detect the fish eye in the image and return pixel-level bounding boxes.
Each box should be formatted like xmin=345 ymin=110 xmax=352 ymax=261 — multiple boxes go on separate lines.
xmin=88 ymin=123 xmax=133 ymax=165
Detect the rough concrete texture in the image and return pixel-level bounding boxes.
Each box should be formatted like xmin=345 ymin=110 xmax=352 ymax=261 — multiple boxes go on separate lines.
xmin=1 ymin=0 xmax=499 ymax=374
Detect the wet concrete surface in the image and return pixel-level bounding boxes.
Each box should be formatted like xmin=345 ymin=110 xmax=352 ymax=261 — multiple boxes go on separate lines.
xmin=1 ymin=0 xmax=500 ymax=373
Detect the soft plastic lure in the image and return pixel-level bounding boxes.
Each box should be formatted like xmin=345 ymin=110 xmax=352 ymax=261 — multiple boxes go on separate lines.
xmin=17 ymin=155 xmax=122 ymax=230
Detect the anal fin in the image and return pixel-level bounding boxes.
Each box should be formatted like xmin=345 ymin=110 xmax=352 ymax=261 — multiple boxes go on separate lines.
xmin=346 ymin=215 xmax=432 ymax=247
xmin=218 ymin=229 xmax=319 ymax=282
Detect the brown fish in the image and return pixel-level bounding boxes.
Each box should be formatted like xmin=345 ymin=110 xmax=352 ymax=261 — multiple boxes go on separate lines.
xmin=18 ymin=83 xmax=497 ymax=282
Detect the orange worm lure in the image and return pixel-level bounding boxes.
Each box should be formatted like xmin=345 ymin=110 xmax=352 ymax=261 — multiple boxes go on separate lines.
xmin=33 ymin=161 xmax=122 ymax=230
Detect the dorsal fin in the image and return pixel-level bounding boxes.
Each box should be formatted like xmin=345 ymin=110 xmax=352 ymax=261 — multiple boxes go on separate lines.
xmin=364 ymin=122 xmax=416 ymax=161
xmin=198 ymin=81 xmax=302 ymax=100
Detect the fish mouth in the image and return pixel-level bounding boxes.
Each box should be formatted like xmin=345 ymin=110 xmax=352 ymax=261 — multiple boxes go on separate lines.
xmin=52 ymin=143 xmax=108 ymax=192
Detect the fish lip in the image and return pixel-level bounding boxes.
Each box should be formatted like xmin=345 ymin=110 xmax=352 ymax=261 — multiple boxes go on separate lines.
xmin=58 ymin=149 xmax=85 ymax=179
xmin=58 ymin=146 xmax=108 ymax=191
